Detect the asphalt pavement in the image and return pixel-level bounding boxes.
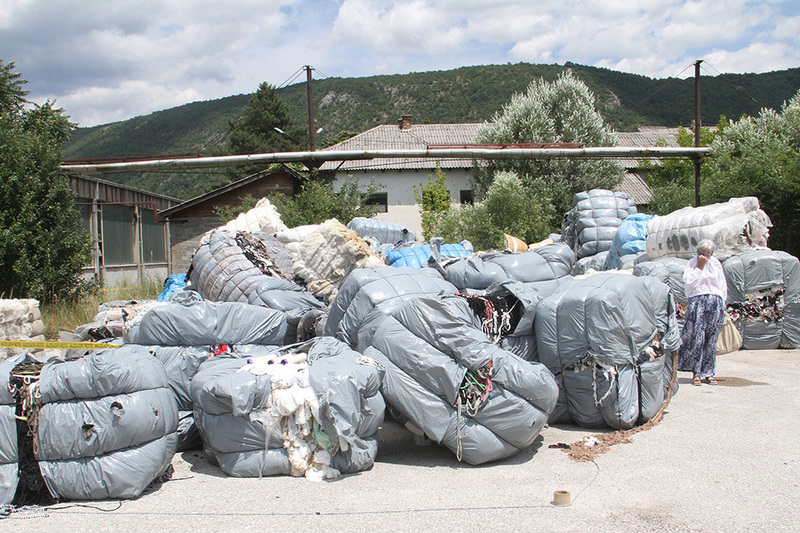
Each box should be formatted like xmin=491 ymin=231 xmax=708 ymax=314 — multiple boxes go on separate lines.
xmin=4 ymin=348 xmax=799 ymax=533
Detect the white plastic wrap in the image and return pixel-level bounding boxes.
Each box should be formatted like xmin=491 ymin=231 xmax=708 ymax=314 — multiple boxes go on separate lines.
xmin=646 ymin=197 xmax=772 ymax=260
xmin=219 ymin=197 xmax=288 ymax=234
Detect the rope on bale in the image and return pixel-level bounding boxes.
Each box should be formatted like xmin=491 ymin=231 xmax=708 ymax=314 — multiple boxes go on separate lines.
xmin=558 ymin=350 xmax=680 ymax=462
xmin=9 ymin=360 xmax=56 ymax=506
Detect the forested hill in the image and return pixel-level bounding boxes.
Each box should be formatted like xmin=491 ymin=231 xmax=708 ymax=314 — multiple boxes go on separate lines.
xmin=62 ymin=62 xmax=800 ymax=200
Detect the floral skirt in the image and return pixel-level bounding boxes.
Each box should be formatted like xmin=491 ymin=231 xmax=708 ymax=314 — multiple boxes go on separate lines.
xmin=678 ymin=294 xmax=725 ymax=378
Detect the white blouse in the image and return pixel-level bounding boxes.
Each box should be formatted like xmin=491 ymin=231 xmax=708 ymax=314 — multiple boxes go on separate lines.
xmin=683 ymin=255 xmax=727 ymax=301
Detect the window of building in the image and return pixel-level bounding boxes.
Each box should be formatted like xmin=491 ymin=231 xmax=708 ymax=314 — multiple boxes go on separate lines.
xmin=365 ymin=192 xmax=388 ymax=213
xmin=141 ymin=209 xmax=166 ymax=264
xmin=101 ymin=204 xmax=134 ymax=265
xmin=460 ymin=190 xmax=474 ymax=204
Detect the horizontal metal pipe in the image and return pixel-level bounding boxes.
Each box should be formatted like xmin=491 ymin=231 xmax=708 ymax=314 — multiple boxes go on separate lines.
xmin=60 ymin=146 xmax=710 ymax=175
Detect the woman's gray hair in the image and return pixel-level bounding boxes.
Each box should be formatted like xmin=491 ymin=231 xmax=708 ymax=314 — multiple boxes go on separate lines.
xmin=697 ymin=239 xmax=715 ymax=253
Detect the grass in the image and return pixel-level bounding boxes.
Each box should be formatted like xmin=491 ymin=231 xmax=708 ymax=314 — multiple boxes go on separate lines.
xmin=40 ymin=278 xmax=164 ymax=339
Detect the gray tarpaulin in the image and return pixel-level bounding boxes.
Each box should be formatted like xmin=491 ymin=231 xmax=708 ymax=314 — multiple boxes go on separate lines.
xmin=435 ymin=243 xmax=573 ymax=291
xmin=124 ymin=290 xmax=287 ymax=347
xmin=190 ymin=338 xmax=384 ymax=478
xmin=723 ymin=250 xmax=800 ymax=349
xmin=361 ymin=295 xmax=558 ymax=465
xmin=33 ymin=346 xmax=177 ymax=500
xmin=347 ymin=217 xmax=416 ymax=245
xmin=0 ymin=354 xmax=28 ymax=505
xmin=535 ymin=273 xmax=678 ymax=429
xmin=324 ymin=267 xmax=457 ymax=348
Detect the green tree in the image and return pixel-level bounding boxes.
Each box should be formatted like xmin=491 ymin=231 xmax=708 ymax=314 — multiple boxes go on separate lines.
xmin=267 ymin=177 xmax=381 ymax=228
xmin=0 ymin=60 xmax=92 ymax=301
xmin=705 ymin=92 xmax=800 ymax=256
xmin=432 ymin=171 xmax=556 ymax=250
xmin=227 ymin=82 xmax=306 ymax=177
xmin=475 ymin=70 xmax=624 ymax=222
xmin=413 ymin=164 xmax=452 ymax=241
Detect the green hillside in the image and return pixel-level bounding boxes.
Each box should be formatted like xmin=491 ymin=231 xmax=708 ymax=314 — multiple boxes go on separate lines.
xmin=62 ymin=62 xmax=800 ymax=200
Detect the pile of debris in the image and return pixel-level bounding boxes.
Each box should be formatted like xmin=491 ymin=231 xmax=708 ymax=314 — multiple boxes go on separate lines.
xmin=2 ymin=190 xmax=796 ymax=507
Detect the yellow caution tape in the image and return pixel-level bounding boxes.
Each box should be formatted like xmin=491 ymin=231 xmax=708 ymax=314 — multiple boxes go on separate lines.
xmin=0 ymin=340 xmax=122 ymax=350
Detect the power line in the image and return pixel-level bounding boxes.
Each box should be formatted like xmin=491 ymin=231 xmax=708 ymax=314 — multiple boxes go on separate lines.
xmin=700 ymin=61 xmax=763 ymax=108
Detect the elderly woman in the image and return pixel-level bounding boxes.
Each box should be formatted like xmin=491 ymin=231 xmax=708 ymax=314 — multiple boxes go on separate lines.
xmin=679 ymin=239 xmax=728 ymax=385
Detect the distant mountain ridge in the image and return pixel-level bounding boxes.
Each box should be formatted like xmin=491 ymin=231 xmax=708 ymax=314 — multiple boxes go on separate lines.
xmin=62 ymin=62 xmax=800 ymax=200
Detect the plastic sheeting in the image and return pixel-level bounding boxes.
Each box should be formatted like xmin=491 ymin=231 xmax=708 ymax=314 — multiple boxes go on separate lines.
xmin=292 ymin=219 xmax=386 ymax=302
xmin=604 ymin=214 xmax=655 ymax=270
xmin=434 ymin=243 xmax=574 ymax=291
xmin=347 ymin=217 xmax=416 ymax=245
xmin=646 ymin=197 xmax=772 ymax=260
xmin=723 ymin=250 xmax=800 ymax=349
xmin=385 ymin=243 xmax=471 ymax=269
xmin=218 ymin=197 xmax=288 ymax=235
xmin=191 ymin=338 xmax=384 ymax=479
xmin=0 ymin=299 xmax=46 ymax=360
xmin=325 ymin=267 xmax=457 ymax=348
xmin=0 ymin=354 xmax=26 ymax=505
xmin=158 ymin=274 xmax=186 ymax=302
xmin=30 ymin=346 xmax=178 ymax=500
xmin=361 ymin=295 xmax=558 ymax=465
xmin=123 ymin=290 xmax=287 ymax=347
xmin=562 ymin=190 xmax=637 ymax=260
xmin=535 ymin=273 xmax=679 ymax=429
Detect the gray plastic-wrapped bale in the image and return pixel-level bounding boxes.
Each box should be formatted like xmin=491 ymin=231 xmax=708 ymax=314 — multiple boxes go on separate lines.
xmin=191 ymin=338 xmax=384 ymax=480
xmin=0 ymin=354 xmax=26 ymax=505
xmin=123 ymin=290 xmax=287 ymax=347
xmin=535 ymin=273 xmax=678 ymax=429
xmin=347 ymin=217 xmax=416 ymax=245
xmin=325 ymin=266 xmax=457 ymax=348
xmin=562 ymin=190 xmax=637 ymax=260
xmin=646 ymin=197 xmax=771 ymax=260
xmin=147 ymin=346 xmax=211 ymax=451
xmin=189 ymin=230 xmax=297 ymax=304
xmin=29 ymin=346 xmax=177 ymax=500
xmin=247 ymin=277 xmax=326 ymax=344
xmin=361 ymin=295 xmax=558 ymax=465
xmin=437 ymin=244 xmax=573 ymax=291
xmin=723 ymin=250 xmax=800 ymax=349
xmin=570 ymin=251 xmax=610 ymax=276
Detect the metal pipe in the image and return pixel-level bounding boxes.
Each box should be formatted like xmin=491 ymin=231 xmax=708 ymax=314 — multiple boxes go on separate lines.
xmin=60 ymin=146 xmax=710 ymax=175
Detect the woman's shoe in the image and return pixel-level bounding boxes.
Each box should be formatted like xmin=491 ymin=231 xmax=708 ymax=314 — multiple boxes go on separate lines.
xmin=704 ymin=377 xmax=718 ymax=385
xmin=692 ymin=376 xmax=702 ymax=386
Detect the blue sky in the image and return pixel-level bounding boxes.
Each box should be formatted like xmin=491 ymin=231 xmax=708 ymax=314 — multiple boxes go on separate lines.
xmin=2 ymin=0 xmax=798 ymax=127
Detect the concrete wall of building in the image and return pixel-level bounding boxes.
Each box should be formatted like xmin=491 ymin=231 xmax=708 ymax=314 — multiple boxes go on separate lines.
xmin=333 ymin=168 xmax=473 ymax=239
xmin=169 ymin=216 xmax=222 ymax=274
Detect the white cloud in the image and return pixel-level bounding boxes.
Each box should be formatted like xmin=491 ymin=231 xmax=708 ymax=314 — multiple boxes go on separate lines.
xmin=2 ymin=0 xmax=798 ymax=126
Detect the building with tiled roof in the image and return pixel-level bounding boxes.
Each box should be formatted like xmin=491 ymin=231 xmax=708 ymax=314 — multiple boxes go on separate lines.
xmin=322 ymin=117 xmax=680 ymax=238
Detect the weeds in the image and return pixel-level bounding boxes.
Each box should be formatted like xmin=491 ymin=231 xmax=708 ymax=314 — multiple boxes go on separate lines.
xmin=40 ymin=277 xmax=164 ymax=339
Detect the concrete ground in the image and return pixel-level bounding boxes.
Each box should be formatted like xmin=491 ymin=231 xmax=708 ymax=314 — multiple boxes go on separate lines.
xmin=4 ymin=348 xmax=799 ymax=532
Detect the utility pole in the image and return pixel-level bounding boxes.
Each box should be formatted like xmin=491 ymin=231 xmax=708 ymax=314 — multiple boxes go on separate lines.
xmin=305 ymin=65 xmax=315 ymax=151
xmin=694 ymin=59 xmax=703 ymax=207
